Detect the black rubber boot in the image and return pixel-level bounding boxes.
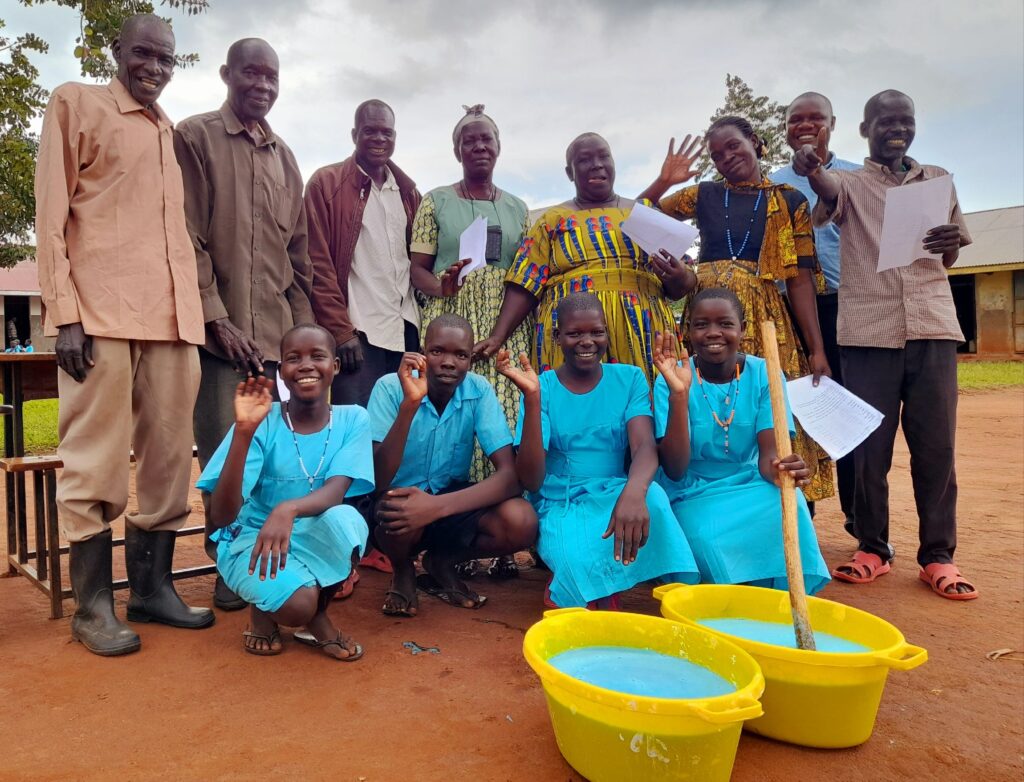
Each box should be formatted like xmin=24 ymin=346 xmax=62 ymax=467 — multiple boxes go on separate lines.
xmin=125 ymin=527 xmax=215 ymax=629
xmin=69 ymin=529 xmax=141 ymax=656
xmin=214 ymin=574 xmax=246 ymax=611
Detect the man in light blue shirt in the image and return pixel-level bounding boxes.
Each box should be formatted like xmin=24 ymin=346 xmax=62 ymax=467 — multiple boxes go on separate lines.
xmin=367 ymin=314 xmax=537 ymax=617
xmin=772 ymin=92 xmax=861 ymax=535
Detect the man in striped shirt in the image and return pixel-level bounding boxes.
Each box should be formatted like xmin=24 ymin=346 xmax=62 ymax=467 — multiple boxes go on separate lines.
xmin=794 ymin=89 xmax=978 ymax=600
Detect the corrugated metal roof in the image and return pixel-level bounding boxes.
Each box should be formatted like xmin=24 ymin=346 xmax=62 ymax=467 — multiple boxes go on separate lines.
xmin=0 ymin=260 xmax=40 ymax=295
xmin=950 ymin=205 xmax=1023 ymax=272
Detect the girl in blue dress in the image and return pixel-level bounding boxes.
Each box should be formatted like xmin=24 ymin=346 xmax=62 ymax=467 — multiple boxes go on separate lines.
xmin=498 ymin=292 xmax=698 ymax=609
xmin=198 ymin=324 xmax=375 ymax=659
xmin=653 ymin=287 xmax=830 ymax=594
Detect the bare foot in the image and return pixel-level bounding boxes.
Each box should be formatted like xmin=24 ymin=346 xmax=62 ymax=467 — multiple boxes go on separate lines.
xmin=382 ymin=561 xmax=418 ymax=616
xmin=305 ymin=611 xmax=363 ymax=661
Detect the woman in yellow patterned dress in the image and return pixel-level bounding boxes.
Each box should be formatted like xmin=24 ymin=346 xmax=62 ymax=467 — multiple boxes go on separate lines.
xmin=637 ymin=116 xmax=835 ymax=503
xmin=475 ymin=132 xmax=695 ymax=382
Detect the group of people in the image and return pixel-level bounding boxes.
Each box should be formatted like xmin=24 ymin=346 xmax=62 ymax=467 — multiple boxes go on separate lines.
xmin=34 ymin=14 xmax=977 ymax=660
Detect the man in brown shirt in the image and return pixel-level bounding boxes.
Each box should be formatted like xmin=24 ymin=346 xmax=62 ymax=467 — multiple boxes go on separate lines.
xmin=174 ymin=38 xmax=314 ymax=611
xmin=35 ymin=14 xmax=215 ymax=656
xmin=795 ymin=89 xmax=978 ymax=600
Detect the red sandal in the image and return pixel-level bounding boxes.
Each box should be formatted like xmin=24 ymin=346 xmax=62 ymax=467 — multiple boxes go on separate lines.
xmin=831 ymin=551 xmax=891 ymax=584
xmin=919 ymin=563 xmax=979 ymax=601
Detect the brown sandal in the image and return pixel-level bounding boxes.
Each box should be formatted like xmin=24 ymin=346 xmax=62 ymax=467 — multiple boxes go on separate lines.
xmin=294 ymin=630 xmax=364 ymax=661
xmin=242 ymin=628 xmax=282 ymax=656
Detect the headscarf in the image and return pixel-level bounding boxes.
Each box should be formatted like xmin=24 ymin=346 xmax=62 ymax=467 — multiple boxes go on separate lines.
xmin=452 ymin=104 xmax=500 ymax=146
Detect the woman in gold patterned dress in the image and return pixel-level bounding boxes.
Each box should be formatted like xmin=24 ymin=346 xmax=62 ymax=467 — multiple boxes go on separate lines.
xmin=475 ymin=132 xmax=695 ymax=383
xmin=637 ymin=116 xmax=835 ymax=503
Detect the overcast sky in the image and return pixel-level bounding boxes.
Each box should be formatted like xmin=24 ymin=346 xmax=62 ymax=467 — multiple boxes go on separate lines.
xmin=8 ymin=0 xmax=1023 ymax=213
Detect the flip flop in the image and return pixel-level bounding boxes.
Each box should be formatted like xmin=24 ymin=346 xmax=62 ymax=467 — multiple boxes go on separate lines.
xmin=919 ymin=563 xmax=979 ymax=601
xmin=359 ymin=550 xmax=394 ymax=574
xmin=381 ymin=589 xmax=418 ymax=617
xmin=293 ymin=630 xmax=364 ymax=661
xmin=831 ymin=551 xmax=891 ymax=584
xmin=332 ymin=568 xmax=360 ymax=600
xmin=487 ymin=555 xmax=520 ymax=580
xmin=416 ymin=573 xmax=487 ymax=610
xmin=242 ymin=628 xmax=282 ymax=656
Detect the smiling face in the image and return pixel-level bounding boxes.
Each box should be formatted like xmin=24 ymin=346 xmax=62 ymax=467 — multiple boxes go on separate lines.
xmin=279 ymin=327 xmax=339 ymax=403
xmin=456 ymin=119 xmax=500 ymax=179
xmin=785 ymin=94 xmax=835 ymax=153
xmin=223 ymin=40 xmax=279 ymax=125
xmin=566 ymin=135 xmax=615 ymax=203
xmin=688 ymin=296 xmax=744 ymax=368
xmin=352 ymin=104 xmax=396 ymax=170
xmin=112 ymin=18 xmax=176 ymax=107
xmin=861 ymin=93 xmax=916 ymax=167
xmin=707 ymin=125 xmax=761 ymax=185
xmin=424 ymin=324 xmax=473 ymax=393
xmin=554 ymin=307 xmax=608 ymax=371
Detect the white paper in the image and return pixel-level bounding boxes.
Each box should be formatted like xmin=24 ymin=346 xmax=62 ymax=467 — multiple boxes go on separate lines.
xmin=457 ymin=215 xmax=488 ymax=283
xmin=876 ymin=174 xmax=953 ymax=272
xmin=785 ymin=376 xmax=884 ymax=460
xmin=620 ymin=201 xmax=699 ymax=261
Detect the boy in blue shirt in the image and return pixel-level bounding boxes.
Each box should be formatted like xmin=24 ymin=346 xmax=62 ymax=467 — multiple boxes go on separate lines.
xmin=367 ymin=314 xmax=537 ymax=617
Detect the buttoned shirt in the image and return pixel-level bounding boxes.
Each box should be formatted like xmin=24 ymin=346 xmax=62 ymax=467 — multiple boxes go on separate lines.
xmin=174 ymin=104 xmax=314 ymax=361
xmin=771 ymin=153 xmax=861 ymax=292
xmin=812 ymin=157 xmax=972 ymax=348
xmin=348 ymin=167 xmax=420 ymax=352
xmin=367 ymin=372 xmax=512 ymax=492
xmin=34 ymin=79 xmax=203 ymax=343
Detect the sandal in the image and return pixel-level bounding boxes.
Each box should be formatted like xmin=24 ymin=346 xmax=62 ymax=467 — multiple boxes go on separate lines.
xmin=832 ymin=551 xmax=891 ymax=584
xmin=359 ymin=549 xmax=394 ymax=574
xmin=333 ymin=568 xmax=360 ymax=601
xmin=294 ymin=630 xmax=365 ymax=661
xmin=487 ymin=555 xmax=519 ymax=580
xmin=381 ymin=589 xmax=418 ymax=617
xmin=919 ymin=563 xmax=979 ymax=601
xmin=242 ymin=628 xmax=282 ymax=656
xmin=416 ymin=573 xmax=487 ymax=610
xmin=454 ymin=559 xmax=480 ymax=579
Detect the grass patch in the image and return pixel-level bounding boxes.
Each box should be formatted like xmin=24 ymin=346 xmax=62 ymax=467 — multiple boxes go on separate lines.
xmin=0 ymin=397 xmax=60 ymax=455
xmin=958 ymin=361 xmax=1024 ymax=390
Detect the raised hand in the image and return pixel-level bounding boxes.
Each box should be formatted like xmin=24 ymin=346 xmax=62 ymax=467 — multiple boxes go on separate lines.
xmin=439 ymin=259 xmax=471 ymax=297
xmin=233 ymin=375 xmax=274 ymax=432
xmin=398 ymin=352 xmax=428 ymax=403
xmin=653 ymin=331 xmax=692 ymax=394
xmin=793 ymin=126 xmax=828 ymax=177
xmin=495 ymin=349 xmax=540 ymax=395
xmin=658 ymin=134 xmax=704 ymax=187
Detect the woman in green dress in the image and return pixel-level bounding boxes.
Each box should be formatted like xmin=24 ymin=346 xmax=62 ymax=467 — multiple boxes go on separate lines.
xmin=409 ymin=105 xmax=532 ymax=578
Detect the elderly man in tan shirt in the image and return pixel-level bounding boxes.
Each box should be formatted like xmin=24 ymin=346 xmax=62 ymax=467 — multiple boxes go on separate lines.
xmin=795 ymin=89 xmax=977 ymax=601
xmin=35 ymin=14 xmax=214 ymax=656
xmin=174 ymin=38 xmax=314 ymax=611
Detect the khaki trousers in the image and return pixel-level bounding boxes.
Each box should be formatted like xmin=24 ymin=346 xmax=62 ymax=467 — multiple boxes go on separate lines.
xmin=57 ymin=337 xmax=201 ymax=543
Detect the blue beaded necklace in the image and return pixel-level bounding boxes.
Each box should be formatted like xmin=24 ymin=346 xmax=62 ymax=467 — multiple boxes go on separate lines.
xmin=724 ymin=187 xmax=764 ymax=261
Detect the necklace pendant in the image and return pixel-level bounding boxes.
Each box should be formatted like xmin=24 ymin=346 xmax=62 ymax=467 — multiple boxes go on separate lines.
xmin=731 ymin=255 xmax=737 ymax=261
xmin=724 ymin=394 xmax=731 ymax=405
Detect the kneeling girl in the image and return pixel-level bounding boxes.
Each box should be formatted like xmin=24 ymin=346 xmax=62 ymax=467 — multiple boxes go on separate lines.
xmin=499 ymin=292 xmax=698 ymax=609
xmin=653 ymin=288 xmax=830 ymax=594
xmin=198 ymin=324 xmax=374 ymax=659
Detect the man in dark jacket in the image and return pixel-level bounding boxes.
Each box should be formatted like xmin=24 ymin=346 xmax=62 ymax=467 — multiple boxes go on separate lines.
xmin=304 ymin=99 xmax=421 ymax=407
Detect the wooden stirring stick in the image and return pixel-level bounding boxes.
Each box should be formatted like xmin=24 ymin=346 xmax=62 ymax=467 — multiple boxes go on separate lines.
xmin=759 ymin=320 xmax=816 ymax=651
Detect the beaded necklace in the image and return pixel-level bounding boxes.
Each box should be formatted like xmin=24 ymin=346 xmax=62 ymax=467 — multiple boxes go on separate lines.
xmin=694 ymin=360 xmax=741 ymax=453
xmin=283 ymin=402 xmax=334 ymax=492
xmin=724 ymin=187 xmax=764 ymax=261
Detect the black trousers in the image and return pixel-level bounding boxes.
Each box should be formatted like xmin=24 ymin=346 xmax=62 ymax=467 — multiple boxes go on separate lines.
xmin=840 ymin=340 xmax=959 ymax=566
xmin=330 ymin=321 xmax=419 ymax=408
xmin=817 ymin=293 xmax=854 ymax=520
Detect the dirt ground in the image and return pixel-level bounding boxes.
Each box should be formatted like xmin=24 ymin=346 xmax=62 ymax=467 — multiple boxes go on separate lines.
xmin=1 ymin=387 xmax=1021 ymax=782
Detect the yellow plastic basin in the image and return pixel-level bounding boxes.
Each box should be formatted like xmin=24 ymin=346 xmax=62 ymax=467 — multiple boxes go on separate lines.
xmin=654 ymin=584 xmax=927 ymax=748
xmin=523 ymin=607 xmax=765 ymax=782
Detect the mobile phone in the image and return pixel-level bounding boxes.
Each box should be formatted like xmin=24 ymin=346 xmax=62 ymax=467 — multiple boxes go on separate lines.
xmin=485 ymin=225 xmax=503 ymax=263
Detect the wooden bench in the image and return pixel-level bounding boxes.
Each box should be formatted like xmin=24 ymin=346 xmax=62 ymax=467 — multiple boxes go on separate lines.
xmin=1 ymin=449 xmax=216 ymax=619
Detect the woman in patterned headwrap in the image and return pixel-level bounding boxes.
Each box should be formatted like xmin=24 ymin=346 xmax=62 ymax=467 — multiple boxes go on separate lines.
xmin=475 ymin=132 xmax=695 ymax=383
xmin=637 ymin=115 xmax=835 ymax=503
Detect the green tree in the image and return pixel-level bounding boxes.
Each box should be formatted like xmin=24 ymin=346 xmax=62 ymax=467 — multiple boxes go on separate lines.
xmin=0 ymin=1 xmax=208 ymax=269
xmin=697 ymin=74 xmax=788 ymax=180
